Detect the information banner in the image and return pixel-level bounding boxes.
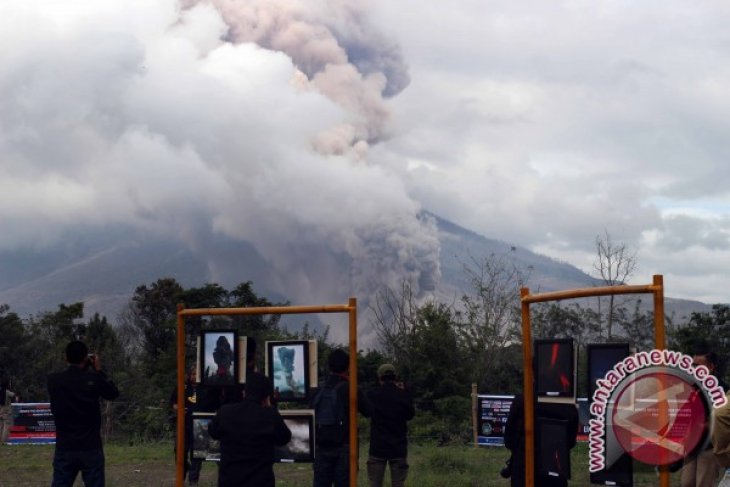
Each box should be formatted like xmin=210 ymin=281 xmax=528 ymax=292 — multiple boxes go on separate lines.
xmin=576 ymin=397 xmax=590 ymax=442
xmin=476 ymin=395 xmax=514 ymax=446
xmin=7 ymin=403 xmax=56 ymax=445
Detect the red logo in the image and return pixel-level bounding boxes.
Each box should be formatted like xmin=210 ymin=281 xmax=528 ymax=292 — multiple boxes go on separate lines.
xmin=611 ymin=370 xmax=709 ymax=466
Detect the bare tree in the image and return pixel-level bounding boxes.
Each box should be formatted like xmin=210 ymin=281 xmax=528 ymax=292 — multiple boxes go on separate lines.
xmin=459 ymin=252 xmax=528 ymax=389
xmin=593 ymin=230 xmax=637 ymax=339
xmin=370 ymin=280 xmax=420 ymax=372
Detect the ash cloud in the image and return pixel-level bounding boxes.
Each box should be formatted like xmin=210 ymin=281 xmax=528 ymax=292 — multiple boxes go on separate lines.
xmin=0 ymin=0 xmax=439 ymax=341
xmin=206 ymin=0 xmax=410 ymax=156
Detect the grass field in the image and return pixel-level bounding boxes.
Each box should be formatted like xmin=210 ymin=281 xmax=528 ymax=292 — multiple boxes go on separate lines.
xmin=0 ymin=441 xmax=684 ymax=486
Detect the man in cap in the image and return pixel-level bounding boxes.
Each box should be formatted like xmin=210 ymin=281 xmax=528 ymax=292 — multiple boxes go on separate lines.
xmin=365 ymin=363 xmax=415 ymax=487
xmin=208 ymin=372 xmax=291 ymax=487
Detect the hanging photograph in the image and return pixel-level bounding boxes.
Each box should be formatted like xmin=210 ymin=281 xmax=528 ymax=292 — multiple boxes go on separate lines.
xmin=266 ymin=340 xmax=310 ymax=402
xmin=534 ymin=338 xmax=576 ymax=400
xmin=201 ymin=330 xmax=238 ymax=386
xmin=192 ymin=413 xmax=220 ymax=462
xmin=274 ymin=410 xmax=315 ymax=463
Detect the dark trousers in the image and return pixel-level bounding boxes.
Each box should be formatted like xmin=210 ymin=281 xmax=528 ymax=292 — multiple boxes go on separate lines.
xmin=52 ymin=448 xmax=105 ymax=487
xmin=367 ymin=456 xmax=409 ymax=487
xmin=313 ymin=446 xmax=349 ymax=487
xmin=175 ymin=443 xmax=203 ymax=483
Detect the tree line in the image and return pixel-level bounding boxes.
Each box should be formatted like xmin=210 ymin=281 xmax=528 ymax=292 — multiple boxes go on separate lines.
xmin=1 ymin=254 xmax=728 ymax=444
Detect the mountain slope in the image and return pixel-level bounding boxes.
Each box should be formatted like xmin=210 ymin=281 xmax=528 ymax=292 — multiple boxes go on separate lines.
xmin=0 ymin=216 xmax=709 ymax=325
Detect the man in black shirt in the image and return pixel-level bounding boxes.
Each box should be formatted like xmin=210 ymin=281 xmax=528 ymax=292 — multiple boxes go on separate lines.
xmin=48 ymin=341 xmax=119 ymax=487
xmin=170 ymin=367 xmax=204 ymax=485
xmin=365 ymin=363 xmax=415 ymax=487
xmin=208 ymin=372 xmax=291 ymax=487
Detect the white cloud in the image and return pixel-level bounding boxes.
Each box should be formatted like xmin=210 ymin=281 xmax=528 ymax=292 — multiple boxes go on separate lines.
xmin=2 ymin=0 xmax=730 ymax=321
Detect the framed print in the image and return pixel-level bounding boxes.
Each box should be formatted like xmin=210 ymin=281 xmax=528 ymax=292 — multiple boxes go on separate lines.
xmin=275 ymin=410 xmax=315 ymax=463
xmin=201 ymin=331 xmax=238 ymax=386
xmin=266 ymin=341 xmax=310 ymax=402
xmin=587 ymin=343 xmax=630 ymax=399
xmin=536 ymin=417 xmax=571 ymax=479
xmin=587 ymin=343 xmax=633 ymax=486
xmin=534 ymin=339 xmax=576 ymax=400
xmin=192 ymin=413 xmax=220 ymax=461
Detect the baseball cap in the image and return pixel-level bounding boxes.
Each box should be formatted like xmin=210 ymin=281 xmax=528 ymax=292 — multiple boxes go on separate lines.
xmin=378 ymin=363 xmax=396 ymax=378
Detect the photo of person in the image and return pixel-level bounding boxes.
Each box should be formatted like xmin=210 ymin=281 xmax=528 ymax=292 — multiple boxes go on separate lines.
xmin=202 ymin=332 xmax=237 ymax=386
xmin=274 ymin=412 xmax=314 ymax=462
xmin=268 ymin=341 xmax=308 ymax=401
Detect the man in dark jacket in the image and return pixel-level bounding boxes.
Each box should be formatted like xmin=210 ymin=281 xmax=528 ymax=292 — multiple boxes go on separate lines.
xmin=208 ymin=372 xmax=291 ymax=487
xmin=311 ymin=348 xmax=370 ymax=487
xmin=365 ymin=364 xmax=415 ymax=487
xmin=48 ymin=341 xmax=119 ymax=487
xmin=170 ymin=367 xmax=205 ymax=485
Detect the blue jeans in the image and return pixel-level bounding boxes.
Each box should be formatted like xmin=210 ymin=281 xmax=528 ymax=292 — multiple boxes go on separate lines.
xmin=313 ymin=446 xmax=349 ymax=487
xmin=52 ymin=448 xmax=105 ymax=487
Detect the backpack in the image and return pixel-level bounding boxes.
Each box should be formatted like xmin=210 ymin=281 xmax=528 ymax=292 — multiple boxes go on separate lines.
xmin=313 ymin=381 xmax=347 ymax=446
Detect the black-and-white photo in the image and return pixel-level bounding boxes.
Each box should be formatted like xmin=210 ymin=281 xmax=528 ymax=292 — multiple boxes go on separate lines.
xmin=274 ymin=410 xmax=314 ymax=462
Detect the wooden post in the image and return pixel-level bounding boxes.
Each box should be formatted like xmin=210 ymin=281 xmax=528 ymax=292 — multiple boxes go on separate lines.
xmin=472 ymin=383 xmax=478 ymax=447
xmin=349 ymin=297 xmax=358 ymax=487
xmin=520 ymin=287 xmax=535 ymax=487
xmin=653 ymin=275 xmax=670 ymax=487
xmin=175 ymin=304 xmax=185 ymax=487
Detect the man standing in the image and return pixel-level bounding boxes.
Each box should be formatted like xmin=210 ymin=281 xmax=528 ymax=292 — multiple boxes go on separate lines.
xmin=365 ymin=364 xmax=415 ymax=487
xmin=681 ymin=350 xmax=726 ymax=487
xmin=311 ymin=349 xmax=370 ymax=487
xmin=208 ymin=372 xmax=291 ymax=487
xmin=48 ymin=341 xmax=119 ymax=487
xmin=170 ymin=367 xmax=204 ymax=485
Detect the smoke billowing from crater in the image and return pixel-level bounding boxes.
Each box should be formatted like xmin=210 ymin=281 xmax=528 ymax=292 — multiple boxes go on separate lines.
xmin=0 ymin=0 xmax=438 ymax=340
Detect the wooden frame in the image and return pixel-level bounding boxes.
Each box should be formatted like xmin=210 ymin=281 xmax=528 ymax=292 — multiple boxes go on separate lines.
xmin=520 ymin=275 xmax=667 ymax=487
xmin=275 ymin=409 xmax=315 ymax=463
xmin=265 ymin=340 xmax=311 ymax=402
xmin=175 ymin=299 xmax=359 ymax=487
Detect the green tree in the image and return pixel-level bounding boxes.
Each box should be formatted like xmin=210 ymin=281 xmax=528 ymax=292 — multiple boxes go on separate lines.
xmin=670 ymin=304 xmax=730 ymax=384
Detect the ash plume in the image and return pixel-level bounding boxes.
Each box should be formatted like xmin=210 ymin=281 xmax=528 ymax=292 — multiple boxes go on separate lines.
xmin=0 ymin=0 xmax=438 ymax=342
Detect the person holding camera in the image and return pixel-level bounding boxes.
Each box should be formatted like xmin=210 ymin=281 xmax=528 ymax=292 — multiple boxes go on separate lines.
xmin=48 ymin=341 xmax=119 ymax=487
xmin=208 ymin=372 xmax=291 ymax=487
xmin=365 ymin=363 xmax=415 ymax=487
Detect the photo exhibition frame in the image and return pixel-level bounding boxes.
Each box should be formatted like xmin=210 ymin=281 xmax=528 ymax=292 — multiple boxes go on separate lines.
xmin=534 ymin=338 xmax=576 ymax=401
xmin=274 ymin=410 xmax=315 ymax=463
xmin=587 ymin=342 xmax=634 ymax=486
xmin=192 ymin=412 xmax=220 ymax=462
xmin=200 ymin=330 xmax=238 ymax=386
xmin=265 ymin=340 xmax=312 ymax=402
xmin=536 ymin=417 xmax=571 ymax=479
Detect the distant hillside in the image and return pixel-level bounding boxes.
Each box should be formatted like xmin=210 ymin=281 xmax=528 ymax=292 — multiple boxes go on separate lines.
xmin=0 ymin=215 xmax=709 ymax=328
